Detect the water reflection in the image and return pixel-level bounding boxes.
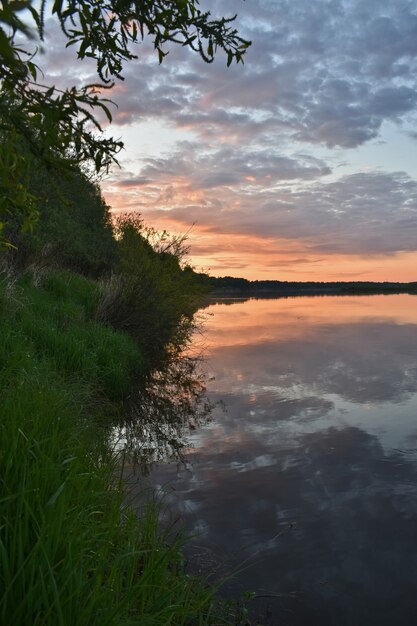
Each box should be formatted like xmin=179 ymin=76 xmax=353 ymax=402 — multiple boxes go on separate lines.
xmin=208 ymin=322 xmax=417 ymax=406
xmin=138 ymin=295 xmax=417 ymax=624
xmin=113 ymin=352 xmax=213 ymax=474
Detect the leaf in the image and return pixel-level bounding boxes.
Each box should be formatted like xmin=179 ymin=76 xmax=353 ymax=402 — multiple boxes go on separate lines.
xmin=27 ymin=60 xmax=37 ymax=80
xmin=99 ymin=101 xmax=113 ymax=122
xmin=62 ymin=456 xmax=77 ymax=465
xmin=94 ymin=152 xmax=102 ymax=171
xmin=78 ymin=37 xmax=89 ymax=58
xmin=0 ymin=30 xmax=16 ymax=62
xmin=52 ymin=0 xmax=64 ymax=14
xmin=47 ymin=482 xmax=66 ymax=506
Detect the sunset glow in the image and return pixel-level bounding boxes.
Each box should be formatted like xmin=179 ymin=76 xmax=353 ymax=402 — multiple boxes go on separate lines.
xmin=203 ymin=294 xmax=417 ymax=351
xmin=41 ymin=0 xmax=417 ymax=281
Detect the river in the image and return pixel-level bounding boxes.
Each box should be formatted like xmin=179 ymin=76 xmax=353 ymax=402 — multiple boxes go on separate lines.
xmin=134 ymin=294 xmax=417 ymax=625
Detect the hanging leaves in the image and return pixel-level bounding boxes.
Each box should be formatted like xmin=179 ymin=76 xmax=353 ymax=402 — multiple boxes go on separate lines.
xmin=0 ymin=1 xmax=250 ymax=245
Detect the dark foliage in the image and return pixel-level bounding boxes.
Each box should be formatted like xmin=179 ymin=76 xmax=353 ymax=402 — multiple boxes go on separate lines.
xmin=204 ymin=274 xmax=417 ymax=296
xmin=3 ymin=149 xmax=117 ymax=276
xmin=0 ymin=1 xmax=250 ymax=242
xmin=96 ymin=214 xmax=209 ymax=358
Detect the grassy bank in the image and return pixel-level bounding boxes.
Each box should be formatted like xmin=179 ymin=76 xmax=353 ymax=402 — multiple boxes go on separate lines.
xmin=0 ymin=267 xmax=227 ymax=625
xmin=0 ymin=145 xmax=239 ymax=623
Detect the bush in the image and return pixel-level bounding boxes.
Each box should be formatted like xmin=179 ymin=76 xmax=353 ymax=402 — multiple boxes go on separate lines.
xmin=96 ymin=215 xmax=207 ymax=358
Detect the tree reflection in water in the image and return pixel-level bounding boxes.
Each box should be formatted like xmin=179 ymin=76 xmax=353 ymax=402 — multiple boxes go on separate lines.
xmin=113 ymin=349 xmax=214 ymax=475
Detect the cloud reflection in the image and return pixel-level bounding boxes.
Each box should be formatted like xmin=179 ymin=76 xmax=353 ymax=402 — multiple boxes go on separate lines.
xmin=141 ymin=296 xmax=417 ymax=624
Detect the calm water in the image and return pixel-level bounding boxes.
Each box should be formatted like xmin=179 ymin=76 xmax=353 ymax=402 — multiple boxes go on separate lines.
xmin=142 ymin=294 xmax=417 ymax=625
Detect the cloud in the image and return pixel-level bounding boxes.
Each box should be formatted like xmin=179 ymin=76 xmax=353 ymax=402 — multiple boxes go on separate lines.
xmin=108 ymin=161 xmax=417 ymax=256
xmin=30 ymin=0 xmax=417 ymax=276
xmin=141 ymin=144 xmax=330 ymax=187
xmin=93 ymin=0 xmax=417 ymax=151
xmin=34 ymin=1 xmax=417 ymax=151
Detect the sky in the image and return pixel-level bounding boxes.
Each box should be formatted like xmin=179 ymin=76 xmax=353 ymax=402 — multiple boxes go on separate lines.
xmin=40 ymin=0 xmax=417 ymax=281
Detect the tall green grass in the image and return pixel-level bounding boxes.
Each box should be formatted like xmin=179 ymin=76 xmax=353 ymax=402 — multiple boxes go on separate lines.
xmin=0 ymin=269 xmax=228 ymax=625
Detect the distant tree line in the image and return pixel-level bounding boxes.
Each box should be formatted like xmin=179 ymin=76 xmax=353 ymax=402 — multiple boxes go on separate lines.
xmin=198 ymin=274 xmax=417 ymax=295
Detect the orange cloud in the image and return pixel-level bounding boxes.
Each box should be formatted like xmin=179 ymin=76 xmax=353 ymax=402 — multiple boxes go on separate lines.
xmin=102 ymin=172 xmax=417 ymax=282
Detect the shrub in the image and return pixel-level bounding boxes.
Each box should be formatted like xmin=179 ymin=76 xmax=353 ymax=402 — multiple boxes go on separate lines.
xmin=96 ymin=215 xmax=207 ymax=358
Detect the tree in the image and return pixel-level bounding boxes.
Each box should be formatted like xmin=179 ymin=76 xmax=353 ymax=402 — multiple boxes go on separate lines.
xmin=0 ymin=0 xmax=250 ymax=243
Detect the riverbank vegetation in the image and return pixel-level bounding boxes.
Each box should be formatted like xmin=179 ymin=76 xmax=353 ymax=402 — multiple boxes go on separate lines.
xmin=0 ymin=152 xmax=237 ymax=624
xmin=0 ymin=3 xmax=252 ymax=621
